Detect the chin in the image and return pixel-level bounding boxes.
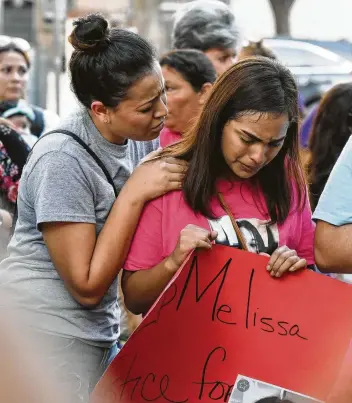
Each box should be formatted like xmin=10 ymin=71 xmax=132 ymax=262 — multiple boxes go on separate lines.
xmin=133 ymin=131 xmax=160 ymax=142
xmin=7 ymin=93 xmax=21 ymax=101
xmin=232 ymin=168 xmax=257 ymax=180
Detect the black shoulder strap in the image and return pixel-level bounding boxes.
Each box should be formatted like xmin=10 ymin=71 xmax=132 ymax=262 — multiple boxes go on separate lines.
xmin=11 ymin=129 xmax=118 ymax=235
xmin=45 ymin=129 xmax=118 ymax=197
xmin=31 ymin=106 xmax=45 ymax=137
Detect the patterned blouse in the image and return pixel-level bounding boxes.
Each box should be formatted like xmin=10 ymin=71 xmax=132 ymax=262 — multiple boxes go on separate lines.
xmin=0 ymin=124 xmax=30 ymax=210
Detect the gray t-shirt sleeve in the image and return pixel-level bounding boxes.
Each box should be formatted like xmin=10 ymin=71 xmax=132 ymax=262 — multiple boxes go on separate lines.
xmin=27 ymin=150 xmax=96 ymax=226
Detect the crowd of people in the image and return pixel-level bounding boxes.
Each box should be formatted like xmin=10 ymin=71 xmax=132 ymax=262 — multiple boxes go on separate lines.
xmin=0 ymin=0 xmax=351 ymax=402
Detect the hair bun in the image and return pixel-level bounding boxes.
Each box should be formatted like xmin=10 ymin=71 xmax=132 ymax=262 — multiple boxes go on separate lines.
xmin=69 ymin=14 xmax=109 ymax=52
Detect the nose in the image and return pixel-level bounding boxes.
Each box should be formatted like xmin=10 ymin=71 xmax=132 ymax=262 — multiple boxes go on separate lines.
xmin=11 ymin=70 xmax=21 ymax=82
xmin=154 ymin=96 xmax=168 ymax=120
xmin=249 ymin=143 xmax=266 ymax=166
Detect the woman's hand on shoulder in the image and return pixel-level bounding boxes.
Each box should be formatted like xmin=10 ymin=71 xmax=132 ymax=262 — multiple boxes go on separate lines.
xmin=124 ymin=154 xmax=188 ymax=203
xmin=262 ymin=245 xmax=307 ymax=278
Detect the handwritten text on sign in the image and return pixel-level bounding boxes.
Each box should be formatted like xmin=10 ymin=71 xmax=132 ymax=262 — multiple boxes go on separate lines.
xmin=91 ymin=245 xmax=352 ymax=403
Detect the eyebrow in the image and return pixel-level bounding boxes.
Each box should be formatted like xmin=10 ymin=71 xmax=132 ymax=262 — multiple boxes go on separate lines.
xmin=241 ymin=129 xmax=286 ymax=144
xmin=139 ymin=87 xmax=165 ymax=107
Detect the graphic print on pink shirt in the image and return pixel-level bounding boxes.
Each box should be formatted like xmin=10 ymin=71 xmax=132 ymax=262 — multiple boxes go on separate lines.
xmin=124 ymin=180 xmax=315 ymax=271
xmin=208 ymin=215 xmax=279 ymax=254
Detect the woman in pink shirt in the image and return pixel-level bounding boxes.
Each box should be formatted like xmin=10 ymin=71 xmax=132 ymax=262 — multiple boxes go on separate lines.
xmin=159 ymin=49 xmax=216 ymax=147
xmin=122 ymin=58 xmax=315 ymax=315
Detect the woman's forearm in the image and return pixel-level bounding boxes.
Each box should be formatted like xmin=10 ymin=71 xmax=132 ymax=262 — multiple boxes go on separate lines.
xmin=43 ymin=186 xmax=148 ymax=307
xmin=315 ymin=221 xmax=352 ymax=273
xmin=87 ymin=187 xmax=147 ymax=294
xmin=122 ymin=257 xmax=179 ymax=315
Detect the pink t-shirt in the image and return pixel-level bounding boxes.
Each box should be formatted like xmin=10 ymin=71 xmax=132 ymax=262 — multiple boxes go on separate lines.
xmin=124 ymin=180 xmax=315 ymax=271
xmin=159 ymin=127 xmax=182 ymax=147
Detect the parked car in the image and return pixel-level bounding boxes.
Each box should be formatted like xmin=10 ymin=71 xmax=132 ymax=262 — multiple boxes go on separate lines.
xmin=263 ymin=38 xmax=352 ymax=108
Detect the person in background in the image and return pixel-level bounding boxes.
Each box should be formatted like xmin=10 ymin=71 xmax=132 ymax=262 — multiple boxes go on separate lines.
xmin=0 ymin=14 xmax=187 ymax=402
xmin=308 ymin=83 xmax=352 ymax=210
xmin=300 ymin=106 xmax=317 ymax=149
xmin=236 ymin=40 xmax=276 ymax=61
xmin=0 ymin=100 xmax=38 ymax=147
xmin=159 ymin=49 xmax=217 ymax=147
xmin=0 ymin=119 xmax=30 ymax=210
xmin=0 ymin=119 xmax=31 ymax=258
xmin=171 ymin=0 xmax=238 ymax=76
xmin=0 ymin=35 xmax=59 ymax=137
xmin=313 ymin=132 xmax=352 ymax=276
xmin=122 ymin=58 xmax=315 ymax=316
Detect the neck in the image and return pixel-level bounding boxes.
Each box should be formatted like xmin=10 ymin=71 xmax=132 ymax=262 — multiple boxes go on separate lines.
xmin=90 ymin=112 xmax=126 ymax=145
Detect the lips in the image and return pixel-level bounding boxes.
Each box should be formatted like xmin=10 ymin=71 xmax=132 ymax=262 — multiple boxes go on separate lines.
xmin=151 ymin=121 xmax=165 ymax=131
xmin=238 ymin=161 xmax=259 ymax=172
xmin=8 ymin=87 xmax=21 ymax=93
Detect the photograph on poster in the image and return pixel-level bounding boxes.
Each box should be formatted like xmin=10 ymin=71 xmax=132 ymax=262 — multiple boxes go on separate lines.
xmin=229 ymin=375 xmax=324 ymax=403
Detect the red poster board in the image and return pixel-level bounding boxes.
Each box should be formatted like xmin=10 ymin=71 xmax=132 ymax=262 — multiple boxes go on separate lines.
xmin=91 ymin=246 xmax=352 ymax=403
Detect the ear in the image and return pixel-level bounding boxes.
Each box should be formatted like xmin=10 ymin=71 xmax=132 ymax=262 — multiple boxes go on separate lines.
xmin=198 ymin=82 xmax=213 ymax=105
xmin=91 ymin=101 xmax=110 ymax=124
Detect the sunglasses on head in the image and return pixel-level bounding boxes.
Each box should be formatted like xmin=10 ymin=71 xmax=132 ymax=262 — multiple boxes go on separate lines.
xmin=0 ymin=35 xmax=31 ymax=53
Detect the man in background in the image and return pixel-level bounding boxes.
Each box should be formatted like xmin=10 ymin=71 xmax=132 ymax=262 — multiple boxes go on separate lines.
xmin=172 ymin=0 xmax=239 ymax=75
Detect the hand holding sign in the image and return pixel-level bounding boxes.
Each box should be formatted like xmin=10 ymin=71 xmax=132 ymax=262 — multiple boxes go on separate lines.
xmin=265 ymin=245 xmax=307 ymax=278
xmin=168 ymin=224 xmax=218 ymax=271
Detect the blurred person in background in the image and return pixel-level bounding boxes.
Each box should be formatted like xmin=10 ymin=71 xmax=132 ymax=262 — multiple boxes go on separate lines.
xmin=237 ymin=40 xmax=277 ymax=61
xmin=308 ymin=83 xmax=352 ymax=211
xmin=0 ymin=119 xmax=31 ymax=258
xmin=0 ymin=100 xmax=38 ymax=147
xmin=159 ymin=49 xmax=217 ymax=147
xmin=0 ymin=36 xmax=59 ymax=136
xmin=172 ymin=0 xmax=238 ymax=76
xmin=300 ymin=106 xmax=317 ymax=150
xmin=0 ymin=306 xmax=74 ymax=403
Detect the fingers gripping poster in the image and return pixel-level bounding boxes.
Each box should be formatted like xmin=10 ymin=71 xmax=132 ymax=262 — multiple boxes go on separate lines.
xmin=91 ymin=246 xmax=352 ymax=403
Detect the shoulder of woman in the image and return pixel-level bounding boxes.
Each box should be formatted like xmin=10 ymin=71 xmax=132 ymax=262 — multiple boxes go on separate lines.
xmin=25 ymin=133 xmax=85 ymax=172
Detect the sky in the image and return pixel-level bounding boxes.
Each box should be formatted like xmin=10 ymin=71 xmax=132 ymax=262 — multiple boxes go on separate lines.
xmin=232 ymin=0 xmax=352 ymax=41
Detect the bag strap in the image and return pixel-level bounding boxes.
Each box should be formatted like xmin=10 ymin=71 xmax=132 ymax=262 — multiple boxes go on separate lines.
xmin=217 ymin=192 xmax=248 ymax=252
xmin=11 ymin=129 xmax=118 ymax=235
xmin=44 ymin=130 xmax=118 ymax=197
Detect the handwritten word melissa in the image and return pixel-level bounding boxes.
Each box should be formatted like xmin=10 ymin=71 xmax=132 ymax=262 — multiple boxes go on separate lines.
xmin=139 ymin=255 xmax=308 ymax=341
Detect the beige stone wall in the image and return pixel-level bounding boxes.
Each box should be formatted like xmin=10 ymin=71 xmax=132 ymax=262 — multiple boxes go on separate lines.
xmin=69 ymin=0 xmax=129 ymax=19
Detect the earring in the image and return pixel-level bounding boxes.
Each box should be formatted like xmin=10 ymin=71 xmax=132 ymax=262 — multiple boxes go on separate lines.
xmin=104 ymin=117 xmax=109 ymax=124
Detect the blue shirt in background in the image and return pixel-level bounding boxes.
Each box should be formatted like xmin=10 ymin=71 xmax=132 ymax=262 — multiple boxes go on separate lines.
xmin=300 ymin=105 xmax=318 ymax=149
xmin=313 ymin=135 xmax=352 ymax=226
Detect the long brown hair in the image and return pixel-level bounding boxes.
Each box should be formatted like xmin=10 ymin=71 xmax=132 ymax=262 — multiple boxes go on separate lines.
xmin=163 ymin=57 xmax=306 ymax=224
xmin=308 ymin=83 xmax=352 ymax=210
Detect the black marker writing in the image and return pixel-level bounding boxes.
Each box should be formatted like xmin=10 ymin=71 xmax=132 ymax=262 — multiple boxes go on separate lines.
xmin=119 ymin=353 xmax=189 ymax=403
xmin=194 ymin=346 xmax=234 ymax=402
xmin=176 ymin=255 xmax=236 ymax=326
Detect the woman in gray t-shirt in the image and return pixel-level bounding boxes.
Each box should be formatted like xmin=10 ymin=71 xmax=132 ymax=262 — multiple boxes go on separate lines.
xmin=0 ymin=14 xmax=187 ymax=402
